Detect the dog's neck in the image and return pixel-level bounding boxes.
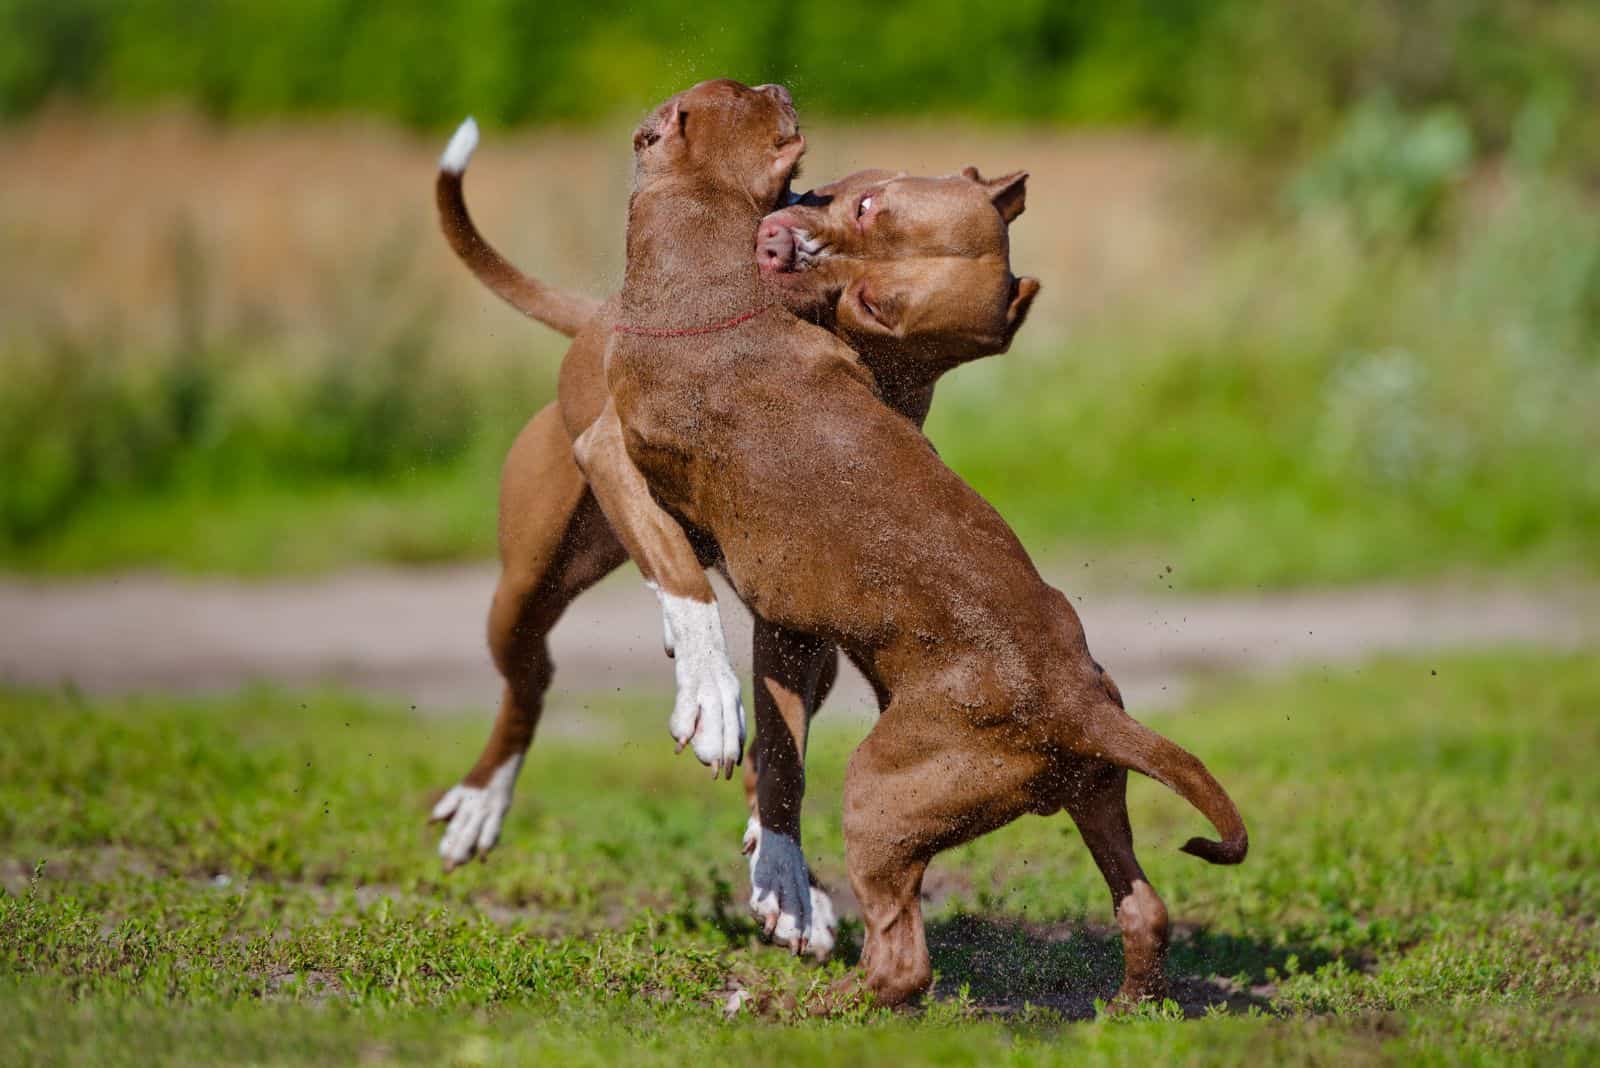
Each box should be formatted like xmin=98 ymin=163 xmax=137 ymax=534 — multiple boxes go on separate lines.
xmin=620 ymin=178 xmax=775 ymax=327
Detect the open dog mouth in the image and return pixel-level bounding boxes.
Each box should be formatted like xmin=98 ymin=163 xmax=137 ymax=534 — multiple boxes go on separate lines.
xmin=757 ymin=214 xmax=829 ymax=274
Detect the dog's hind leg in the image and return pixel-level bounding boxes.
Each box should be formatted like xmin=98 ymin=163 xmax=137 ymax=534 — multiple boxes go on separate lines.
xmin=742 ymin=619 xmax=839 ymax=959
xmin=432 ymin=403 xmax=627 ymax=869
xmin=1063 ymin=762 xmax=1171 ymax=1007
xmin=841 ymin=702 xmax=1043 ymax=1006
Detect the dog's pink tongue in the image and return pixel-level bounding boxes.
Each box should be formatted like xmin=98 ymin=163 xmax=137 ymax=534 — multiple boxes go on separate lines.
xmin=756 ymin=219 xmax=797 ymax=273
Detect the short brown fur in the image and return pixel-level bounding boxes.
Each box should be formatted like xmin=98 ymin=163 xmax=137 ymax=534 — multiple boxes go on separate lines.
xmin=434 ymin=86 xmax=1243 ymax=1005
xmin=586 ymin=80 xmax=1245 ymax=1005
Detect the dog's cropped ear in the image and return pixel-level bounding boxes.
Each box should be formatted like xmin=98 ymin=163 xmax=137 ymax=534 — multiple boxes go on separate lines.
xmin=772 ymin=133 xmax=806 ymax=182
xmin=962 ymin=166 xmax=1028 ymax=223
xmin=632 ymin=99 xmax=689 ymax=154
xmin=1001 ymin=276 xmax=1040 ymax=350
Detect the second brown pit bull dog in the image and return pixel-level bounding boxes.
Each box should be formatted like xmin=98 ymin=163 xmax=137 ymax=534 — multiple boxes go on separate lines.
xmin=582 ymin=79 xmax=1247 ymax=1007
xmin=431 ymin=116 xmax=1037 ymax=958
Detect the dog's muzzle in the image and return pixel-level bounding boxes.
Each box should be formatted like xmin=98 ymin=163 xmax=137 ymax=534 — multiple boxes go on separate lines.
xmin=757 ymin=215 xmax=826 ymax=273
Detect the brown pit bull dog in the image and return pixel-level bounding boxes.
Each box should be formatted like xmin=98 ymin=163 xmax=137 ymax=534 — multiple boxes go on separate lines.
xmin=578 ymin=78 xmax=1247 ymax=1007
xmin=430 ymin=116 xmax=1035 ymax=958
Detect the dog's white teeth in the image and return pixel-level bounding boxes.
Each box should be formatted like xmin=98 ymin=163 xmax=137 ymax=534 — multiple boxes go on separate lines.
xmin=789 ymin=230 xmax=828 ymax=260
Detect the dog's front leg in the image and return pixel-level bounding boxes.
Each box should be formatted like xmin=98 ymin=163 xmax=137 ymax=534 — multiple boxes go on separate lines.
xmin=743 ymin=619 xmax=839 ymax=959
xmin=573 ymin=403 xmax=745 ymax=778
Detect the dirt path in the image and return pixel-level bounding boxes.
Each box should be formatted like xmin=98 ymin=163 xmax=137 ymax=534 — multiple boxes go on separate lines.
xmin=3 ymin=567 xmax=1592 ymax=722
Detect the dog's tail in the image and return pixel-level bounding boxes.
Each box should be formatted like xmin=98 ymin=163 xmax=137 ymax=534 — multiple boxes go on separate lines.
xmin=436 ymin=117 xmax=601 ymax=339
xmin=1078 ymin=704 xmax=1248 ymax=865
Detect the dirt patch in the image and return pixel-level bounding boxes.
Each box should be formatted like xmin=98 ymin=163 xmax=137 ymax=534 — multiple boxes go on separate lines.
xmin=922 ymin=912 xmax=1368 ymax=1019
xmin=2 ymin=568 xmax=1592 ymax=726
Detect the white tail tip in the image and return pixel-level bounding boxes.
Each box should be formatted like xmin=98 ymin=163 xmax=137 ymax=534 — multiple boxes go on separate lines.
xmin=439 ymin=117 xmax=480 ymax=175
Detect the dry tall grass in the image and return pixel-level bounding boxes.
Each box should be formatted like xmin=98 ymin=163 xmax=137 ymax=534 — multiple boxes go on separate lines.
xmin=0 ymin=109 xmax=1214 ymax=363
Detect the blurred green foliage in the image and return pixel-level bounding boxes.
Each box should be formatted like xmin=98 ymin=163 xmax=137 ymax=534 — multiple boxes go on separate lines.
xmin=2 ymin=0 xmax=1598 ymax=168
xmin=0 ymin=330 xmax=485 ymax=549
xmin=4 ymin=105 xmax=1597 ymax=582
xmin=2 ymin=1 xmax=1597 ymax=583
xmin=0 ymin=218 xmax=551 ymax=565
xmin=926 ymin=116 xmax=1600 ymax=587
xmin=1287 ymin=94 xmax=1475 ymax=244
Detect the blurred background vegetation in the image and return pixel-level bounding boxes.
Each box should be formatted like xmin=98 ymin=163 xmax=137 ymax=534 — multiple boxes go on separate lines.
xmin=1 ymin=0 xmax=1596 ymax=585
xmin=5 ymin=0 xmax=1599 ymax=160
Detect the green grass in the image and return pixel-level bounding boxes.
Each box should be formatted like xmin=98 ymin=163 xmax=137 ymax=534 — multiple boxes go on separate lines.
xmin=2 ymin=454 xmax=502 ymax=575
xmin=5 ymin=651 xmax=1599 ymax=1064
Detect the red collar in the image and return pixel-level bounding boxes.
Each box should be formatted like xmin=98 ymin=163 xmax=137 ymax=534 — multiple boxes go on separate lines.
xmin=613 ymin=304 xmax=772 ymax=338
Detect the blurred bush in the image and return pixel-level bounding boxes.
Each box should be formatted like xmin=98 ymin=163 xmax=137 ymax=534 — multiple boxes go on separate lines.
xmin=2 ymin=1 xmax=1597 ymax=172
xmin=1287 ymin=95 xmax=1475 ymax=244
xmin=0 ymin=219 xmax=539 ymax=554
xmin=927 ymin=103 xmax=1600 ymax=585
xmin=1 ymin=3 xmax=1596 ymax=583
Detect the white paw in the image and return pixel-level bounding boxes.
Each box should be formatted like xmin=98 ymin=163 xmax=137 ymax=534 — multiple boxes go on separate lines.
xmin=746 ymin=819 xmax=838 ymax=960
xmin=430 ymin=754 xmax=522 ymax=870
xmin=654 ymin=586 xmax=745 ymax=778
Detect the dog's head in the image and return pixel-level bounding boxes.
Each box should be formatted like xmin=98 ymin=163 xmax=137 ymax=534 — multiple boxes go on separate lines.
xmin=632 ymin=79 xmax=806 ymax=211
xmin=756 ymin=167 xmax=1039 ymax=372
